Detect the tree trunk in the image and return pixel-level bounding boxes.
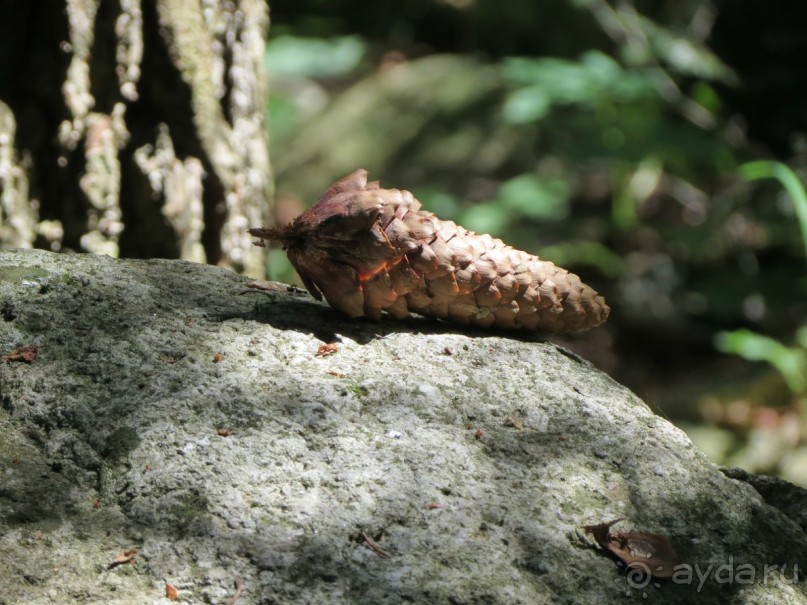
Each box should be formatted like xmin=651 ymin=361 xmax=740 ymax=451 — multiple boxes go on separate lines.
xmin=0 ymin=0 xmax=272 ymax=276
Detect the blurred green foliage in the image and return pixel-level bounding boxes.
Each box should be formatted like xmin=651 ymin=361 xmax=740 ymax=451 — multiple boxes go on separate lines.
xmin=502 ymin=51 xmax=659 ymax=123
xmin=715 ymin=328 xmax=807 ymax=396
xmin=265 ymin=0 xmax=807 ymax=483
xmin=264 ymin=35 xmax=365 ymax=78
xmin=738 ymin=161 xmax=807 ymax=265
xmin=716 ymin=161 xmax=807 ymax=422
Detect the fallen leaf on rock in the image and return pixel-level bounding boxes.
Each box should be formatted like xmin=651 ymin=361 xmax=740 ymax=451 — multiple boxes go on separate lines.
xmin=2 ymin=345 xmax=38 ymax=363
xmin=107 ymin=549 xmax=138 ymax=570
xmin=217 ymin=429 xmax=232 ymax=437
xmin=326 ymin=369 xmax=346 ymax=378
xmin=164 ymin=580 xmax=178 ymax=601
xmin=213 ymin=352 xmax=224 ymax=363
xmin=582 ymin=519 xmax=680 ymax=578
xmin=316 ymin=343 xmax=338 ymax=357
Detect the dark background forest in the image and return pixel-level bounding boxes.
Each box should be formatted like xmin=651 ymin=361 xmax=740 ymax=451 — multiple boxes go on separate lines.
xmin=263 ymin=0 xmax=807 ymax=485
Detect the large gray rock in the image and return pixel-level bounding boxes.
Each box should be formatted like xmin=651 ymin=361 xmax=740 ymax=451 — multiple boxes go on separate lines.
xmin=0 ymin=248 xmax=805 ymax=605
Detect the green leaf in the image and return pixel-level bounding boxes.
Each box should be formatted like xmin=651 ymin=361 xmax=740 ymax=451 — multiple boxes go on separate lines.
xmin=715 ymin=329 xmax=807 ymax=394
xmin=502 ymin=51 xmax=658 ymax=115
xmin=457 ymin=202 xmax=512 ymax=236
xmin=498 ymin=174 xmax=571 ymax=221
xmin=739 ymin=161 xmax=807 ymax=267
xmin=502 ymin=86 xmax=551 ymax=123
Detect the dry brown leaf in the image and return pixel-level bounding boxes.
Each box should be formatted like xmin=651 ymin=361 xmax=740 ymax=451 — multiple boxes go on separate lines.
xmin=582 ymin=519 xmax=681 ymax=578
xmin=217 ymin=429 xmax=232 ymax=437
xmin=164 ymin=581 xmax=178 ymax=601
xmin=213 ymin=352 xmax=224 ymax=363
xmin=2 ymin=345 xmax=38 ymax=363
xmin=249 ymin=170 xmax=609 ymax=333
xmin=107 ymin=549 xmax=138 ymax=570
xmin=326 ymin=369 xmax=346 ymax=378
xmin=315 ymin=343 xmax=338 ymax=357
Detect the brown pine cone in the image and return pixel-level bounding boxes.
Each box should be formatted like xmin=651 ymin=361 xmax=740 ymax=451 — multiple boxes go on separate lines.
xmin=249 ymin=170 xmax=610 ymax=333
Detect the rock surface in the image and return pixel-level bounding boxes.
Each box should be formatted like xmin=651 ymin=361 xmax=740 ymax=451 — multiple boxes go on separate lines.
xmin=0 ymin=248 xmax=805 ymax=605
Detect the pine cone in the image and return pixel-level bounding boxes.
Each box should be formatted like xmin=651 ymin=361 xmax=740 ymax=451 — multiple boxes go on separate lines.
xmin=249 ymin=170 xmax=609 ymax=333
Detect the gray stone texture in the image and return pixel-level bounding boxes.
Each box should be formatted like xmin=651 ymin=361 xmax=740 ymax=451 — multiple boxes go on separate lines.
xmin=0 ymin=249 xmax=805 ymax=604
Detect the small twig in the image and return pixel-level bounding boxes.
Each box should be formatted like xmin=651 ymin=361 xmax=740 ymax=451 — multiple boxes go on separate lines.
xmin=226 ymin=576 xmax=244 ymax=605
xmin=361 ymin=532 xmax=390 ymax=559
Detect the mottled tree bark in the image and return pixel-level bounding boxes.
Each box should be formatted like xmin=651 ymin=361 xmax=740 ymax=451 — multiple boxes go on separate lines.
xmin=0 ymin=0 xmax=272 ymax=275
